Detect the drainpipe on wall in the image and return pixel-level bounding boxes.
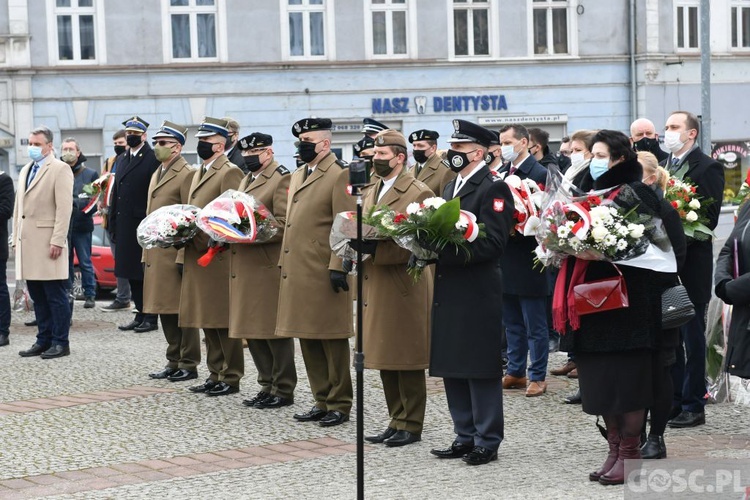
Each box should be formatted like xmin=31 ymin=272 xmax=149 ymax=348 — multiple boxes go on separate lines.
xmin=629 ymin=0 xmax=637 ymax=124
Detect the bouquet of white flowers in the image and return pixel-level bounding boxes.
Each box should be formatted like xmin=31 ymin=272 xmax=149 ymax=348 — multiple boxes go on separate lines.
xmin=137 ymin=204 xmax=201 ymax=249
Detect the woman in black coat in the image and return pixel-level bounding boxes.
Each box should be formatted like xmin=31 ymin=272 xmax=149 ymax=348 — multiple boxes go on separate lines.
xmin=556 ymin=131 xmax=676 ymax=485
xmin=715 ymin=201 xmax=750 ymax=379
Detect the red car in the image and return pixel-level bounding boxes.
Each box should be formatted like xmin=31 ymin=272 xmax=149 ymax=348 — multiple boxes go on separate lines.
xmin=71 ymin=215 xmax=117 ymax=298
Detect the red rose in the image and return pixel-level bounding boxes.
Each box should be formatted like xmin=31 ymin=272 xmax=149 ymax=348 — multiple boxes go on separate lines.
xmin=394 ymin=213 xmax=407 ymax=224
xmin=516 ymin=212 xmax=527 ymax=223
xmin=671 ymin=201 xmax=679 ymax=208
xmin=538 ymin=183 xmax=545 ymax=191
xmin=690 ymin=186 xmax=697 ymax=193
xmin=587 ymin=195 xmax=602 ymax=206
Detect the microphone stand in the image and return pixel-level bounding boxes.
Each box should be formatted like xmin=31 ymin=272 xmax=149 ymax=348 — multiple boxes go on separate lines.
xmin=354 ymin=187 xmax=365 ymax=500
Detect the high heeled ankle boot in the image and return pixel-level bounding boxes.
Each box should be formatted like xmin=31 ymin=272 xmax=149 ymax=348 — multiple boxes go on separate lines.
xmin=599 ymin=435 xmax=642 ymax=485
xmin=640 ymin=434 xmax=667 ymax=459
xmin=589 ymin=428 xmax=620 ymax=481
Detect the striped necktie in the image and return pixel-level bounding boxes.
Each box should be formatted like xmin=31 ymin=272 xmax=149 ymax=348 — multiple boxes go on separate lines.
xmin=26 ymin=163 xmax=39 ymax=189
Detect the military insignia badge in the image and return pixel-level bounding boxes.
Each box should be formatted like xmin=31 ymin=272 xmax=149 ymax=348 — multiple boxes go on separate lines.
xmin=412 ymin=133 xmax=418 ymax=141
xmin=451 ymin=155 xmax=464 ymax=168
xmin=493 ymin=198 xmax=505 ymax=212
xmin=453 ymin=119 xmax=460 ymax=131
xmin=293 ymin=123 xmax=301 ymax=133
xmin=377 ymin=135 xmax=385 ymax=145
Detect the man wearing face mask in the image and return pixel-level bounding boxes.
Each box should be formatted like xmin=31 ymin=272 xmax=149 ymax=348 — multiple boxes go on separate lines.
xmin=662 ymin=111 xmax=724 ymax=429
xmin=429 ymin=119 xmax=514 ymax=466
xmin=222 ymin=116 xmax=245 ymax=173
xmin=630 ymin=118 xmax=668 ymax=162
xmin=362 ymin=117 xmax=388 ymax=139
xmin=276 ymin=117 xmax=355 ymax=427
xmin=180 ymin=117 xmax=244 ymax=397
xmin=496 ymin=124 xmax=551 ymax=398
xmin=109 ymin=116 xmax=160 ymax=333
xmin=62 ymin=138 xmax=98 ymax=309
xmin=353 ymin=136 xmax=375 ymax=162
xmin=485 ymin=130 xmax=504 ymax=174
xmin=230 ymin=132 xmax=297 ymax=410
xmin=556 ymin=136 xmax=572 ymax=174
xmin=528 ymin=128 xmax=559 ymax=169
xmin=142 ymin=121 xmax=201 ymax=383
xmin=409 ymin=129 xmax=456 ymax=197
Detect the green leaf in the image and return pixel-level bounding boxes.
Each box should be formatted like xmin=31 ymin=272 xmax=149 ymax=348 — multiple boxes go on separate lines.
xmin=429 ymin=198 xmax=461 ymax=236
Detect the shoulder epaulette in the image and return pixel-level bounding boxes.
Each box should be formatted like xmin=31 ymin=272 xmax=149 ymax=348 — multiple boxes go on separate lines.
xmin=335 ymin=158 xmax=348 ymax=169
xmin=440 ymin=159 xmax=450 ymax=169
xmin=276 ymin=165 xmax=290 ymax=175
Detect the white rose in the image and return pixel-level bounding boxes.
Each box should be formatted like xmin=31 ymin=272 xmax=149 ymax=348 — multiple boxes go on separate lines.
xmin=423 ymin=197 xmax=446 ymax=209
xmin=406 ymin=202 xmax=421 ymax=215
xmin=688 ymin=198 xmax=701 ymax=210
xmin=504 ymin=175 xmax=522 ymax=189
xmin=591 ymin=226 xmax=608 ymax=242
xmin=686 ymin=210 xmax=698 ymax=222
xmin=628 ymin=223 xmax=645 ymax=239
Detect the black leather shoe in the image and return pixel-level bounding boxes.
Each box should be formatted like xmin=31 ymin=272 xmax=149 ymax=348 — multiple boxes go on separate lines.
xmin=0 ymin=334 xmax=8 ymax=347
xmin=242 ymin=391 xmax=270 ymax=407
xmin=40 ymin=345 xmax=70 ymax=359
xmin=167 ymin=369 xmax=198 ymax=382
xmin=205 ymin=381 xmax=239 ymax=397
xmin=384 ymin=430 xmax=421 ymax=447
xmin=430 ymin=441 xmax=474 ymax=459
xmin=668 ymin=410 xmax=705 ymax=428
xmin=365 ymin=427 xmax=398 ymax=444
xmin=319 ymin=410 xmax=349 ymax=427
xmin=24 ymin=319 xmax=38 ymax=327
xmin=133 ymin=321 xmax=157 ymax=333
xmin=19 ymin=343 xmax=50 ymax=357
xmin=118 ymin=319 xmax=141 ymax=331
xmin=188 ymin=379 xmax=219 ymax=393
xmin=293 ymin=406 xmax=328 ymax=422
xmin=256 ymin=395 xmax=293 ymax=409
xmin=641 ymin=435 xmax=667 ymax=459
xmin=668 ymin=405 xmax=682 ymax=421
xmin=149 ymin=367 xmax=179 ymax=379
xmin=564 ymin=389 xmax=582 ymax=404
xmin=462 ymin=446 xmax=498 ymax=466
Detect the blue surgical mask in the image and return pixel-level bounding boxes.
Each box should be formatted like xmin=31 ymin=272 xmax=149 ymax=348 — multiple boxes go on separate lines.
xmin=589 ymin=158 xmax=610 ymax=180
xmin=27 ymin=145 xmax=44 ymax=162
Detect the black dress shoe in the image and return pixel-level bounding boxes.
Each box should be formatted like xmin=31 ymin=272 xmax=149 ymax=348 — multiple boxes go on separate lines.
xmin=462 ymin=446 xmax=498 ymax=466
xmin=319 ymin=410 xmax=349 ymax=427
xmin=24 ymin=319 xmax=38 ymax=327
xmin=0 ymin=334 xmax=8 ymax=347
xmin=384 ymin=430 xmax=421 ymax=447
xmin=256 ymin=395 xmax=293 ymax=409
xmin=668 ymin=410 xmax=705 ymax=428
xmin=118 ymin=319 xmax=141 ymax=331
xmin=365 ymin=427 xmax=398 ymax=444
xmin=641 ymin=435 xmax=667 ymax=459
xmin=242 ymin=391 xmax=270 ymax=407
xmin=19 ymin=343 xmax=50 ymax=357
xmin=293 ymin=406 xmax=328 ymax=422
xmin=133 ymin=321 xmax=157 ymax=333
xmin=149 ymin=367 xmax=179 ymax=379
xmin=188 ymin=379 xmax=219 ymax=393
xmin=40 ymin=345 xmax=70 ymax=359
xmin=167 ymin=369 xmax=198 ymax=382
xmin=430 ymin=441 xmax=474 ymax=459
xmin=564 ymin=389 xmax=582 ymax=404
xmin=206 ymin=381 xmax=239 ymax=397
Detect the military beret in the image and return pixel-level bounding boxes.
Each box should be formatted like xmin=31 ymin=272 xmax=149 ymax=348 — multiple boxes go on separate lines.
xmin=362 ymin=118 xmax=388 ymax=135
xmin=238 ymin=132 xmax=273 ymax=150
xmin=374 ymin=129 xmax=407 ymax=149
xmin=447 ymin=119 xmax=496 ymax=148
xmin=408 ymin=129 xmax=439 ymax=143
xmin=195 ymin=116 xmax=230 ymax=138
xmin=292 ymin=117 xmax=332 ymax=137
xmin=122 ymin=116 xmax=149 ymax=132
xmin=152 ymin=120 xmax=188 ymax=145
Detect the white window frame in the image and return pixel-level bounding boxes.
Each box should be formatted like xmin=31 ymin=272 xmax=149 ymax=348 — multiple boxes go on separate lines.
xmin=675 ymin=0 xmax=700 ymax=52
xmin=46 ymin=0 xmax=107 ymax=65
xmin=161 ymin=0 xmax=228 ymax=63
xmin=730 ymin=1 xmax=750 ymax=51
xmin=527 ymin=0 xmax=576 ymax=57
xmin=280 ymin=0 xmax=336 ymax=61
xmin=364 ymin=0 xmax=417 ymax=59
xmin=447 ymin=0 xmax=499 ymax=60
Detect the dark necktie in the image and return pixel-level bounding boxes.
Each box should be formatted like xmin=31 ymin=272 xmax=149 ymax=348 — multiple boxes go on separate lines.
xmin=26 ymin=163 xmax=39 ymax=190
xmin=509 ymin=165 xmax=517 ymax=176
xmin=670 ymin=157 xmax=680 ymax=172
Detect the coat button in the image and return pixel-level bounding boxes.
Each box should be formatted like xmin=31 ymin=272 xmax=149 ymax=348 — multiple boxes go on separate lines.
xmin=152 ymin=194 xmax=156 ymax=198
xmin=284 ymin=249 xmax=289 ymax=253
xmin=21 ymin=215 xmax=25 ymax=219
xmin=364 ymin=275 xmax=368 ymax=280
xmin=293 ymin=198 xmax=298 ymax=203
xmin=232 ymin=250 xmax=236 ymax=255
xmin=231 ymin=274 xmax=236 ymax=278
xmin=287 ymin=224 xmax=291 ymax=228
xmin=434 ymin=302 xmax=439 ymax=307
xmin=282 ymin=273 xmax=287 ymax=278
xmin=438 ymin=274 xmax=442 ymax=279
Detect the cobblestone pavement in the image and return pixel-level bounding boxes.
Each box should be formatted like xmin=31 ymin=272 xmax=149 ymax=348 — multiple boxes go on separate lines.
xmin=0 ymin=301 xmax=748 ymax=500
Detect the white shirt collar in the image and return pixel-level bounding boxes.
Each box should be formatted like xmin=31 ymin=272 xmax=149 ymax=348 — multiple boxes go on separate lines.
xmin=453 ymin=161 xmax=485 ymax=197
xmin=377 ymin=175 xmax=398 ymax=202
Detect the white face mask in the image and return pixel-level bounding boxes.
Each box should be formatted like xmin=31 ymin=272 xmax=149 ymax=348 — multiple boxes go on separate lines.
xmin=501 ymin=144 xmax=519 ymax=163
xmin=663 ymin=130 xmax=685 ymax=153
xmin=570 ymin=152 xmax=586 ymax=170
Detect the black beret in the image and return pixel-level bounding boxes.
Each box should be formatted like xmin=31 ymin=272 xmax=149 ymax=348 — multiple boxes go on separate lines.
xmin=292 ymin=117 xmax=332 ymax=137
xmin=408 ymin=129 xmax=440 ymax=143
xmin=238 ymin=132 xmax=273 ymax=150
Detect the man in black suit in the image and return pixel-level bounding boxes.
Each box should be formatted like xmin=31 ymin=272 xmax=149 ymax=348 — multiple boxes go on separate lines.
xmin=662 ymin=110 xmax=724 ymax=428
xmin=496 ymin=124 xmax=551 ymax=397
xmin=428 ymin=119 xmax=514 ymax=466
xmin=222 ymin=117 xmax=245 ymax=173
xmin=109 ymin=116 xmax=160 ymax=333
xmin=0 ymin=170 xmax=14 ymax=347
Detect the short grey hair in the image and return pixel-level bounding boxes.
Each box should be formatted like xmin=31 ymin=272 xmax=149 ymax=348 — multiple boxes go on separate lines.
xmin=30 ymin=126 xmax=53 ymax=144
xmin=62 ymin=137 xmax=80 ymax=151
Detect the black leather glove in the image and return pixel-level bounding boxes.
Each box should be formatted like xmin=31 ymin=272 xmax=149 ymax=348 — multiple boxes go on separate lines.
xmin=408 ymin=253 xmax=438 ymax=269
xmin=416 ymin=236 xmax=441 ymax=254
xmin=173 ymin=241 xmax=186 ymax=250
xmin=348 ymin=239 xmax=378 ymax=256
xmin=208 ymin=239 xmax=226 ymax=249
xmin=330 ymin=270 xmax=350 ymax=293
xmin=342 ymin=259 xmax=353 ymax=274
xmin=177 ymin=263 xmax=183 ymax=276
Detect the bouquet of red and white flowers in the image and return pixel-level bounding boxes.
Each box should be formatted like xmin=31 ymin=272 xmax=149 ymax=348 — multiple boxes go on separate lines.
xmin=137 ymin=204 xmax=201 ymax=249
xmin=79 ymin=172 xmax=113 ymax=215
xmin=503 ymin=174 xmax=545 ymax=236
xmin=329 ymin=211 xmax=386 ymax=262
xmin=664 ymin=175 xmax=714 ymax=241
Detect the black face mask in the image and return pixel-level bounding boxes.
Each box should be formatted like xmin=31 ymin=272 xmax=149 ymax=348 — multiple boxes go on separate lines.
xmin=126 ymin=135 xmax=142 ymax=148
xmin=298 ymin=141 xmax=319 ymax=163
xmin=197 ymin=141 xmax=216 ymax=161
xmin=412 ymin=150 xmax=429 ymax=164
xmin=447 ymin=149 xmax=473 ymax=173
xmin=114 ymin=145 xmax=126 ymax=156
xmin=244 ymin=154 xmax=263 ymax=173
xmin=633 ymin=137 xmax=661 ymax=155
xmin=557 ymin=154 xmax=571 ymax=172
xmin=484 ymin=151 xmax=496 ymax=165
xmin=372 ymin=158 xmax=395 ymax=178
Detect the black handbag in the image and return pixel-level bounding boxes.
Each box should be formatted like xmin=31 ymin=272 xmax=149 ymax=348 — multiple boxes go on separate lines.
xmin=662 ymin=279 xmax=695 ymax=329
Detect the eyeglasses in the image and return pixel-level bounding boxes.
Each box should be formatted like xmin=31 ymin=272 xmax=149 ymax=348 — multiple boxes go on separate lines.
xmin=154 ymin=140 xmax=178 ymax=147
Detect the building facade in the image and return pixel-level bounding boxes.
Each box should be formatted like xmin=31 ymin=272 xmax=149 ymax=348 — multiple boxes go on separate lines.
xmin=0 ymin=0 xmax=749 ymax=195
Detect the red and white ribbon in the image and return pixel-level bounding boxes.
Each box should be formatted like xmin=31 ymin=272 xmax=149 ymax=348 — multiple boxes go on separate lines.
xmin=564 ymin=202 xmax=592 ymax=240
xmin=459 ymin=210 xmax=480 ymax=242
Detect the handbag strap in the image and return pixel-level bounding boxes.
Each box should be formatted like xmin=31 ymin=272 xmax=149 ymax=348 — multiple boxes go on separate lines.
xmin=606 ymin=262 xmax=623 ymax=277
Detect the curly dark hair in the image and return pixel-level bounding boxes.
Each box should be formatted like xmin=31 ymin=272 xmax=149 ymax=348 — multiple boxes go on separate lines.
xmin=591 ymin=129 xmax=636 ymax=164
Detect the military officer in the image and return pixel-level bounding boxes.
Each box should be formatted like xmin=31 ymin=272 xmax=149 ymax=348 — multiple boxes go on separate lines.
xmin=179 ymin=117 xmax=245 ymax=397
xmin=143 ymin=121 xmax=201 ymax=383
xmin=485 ymin=130 xmax=504 ymax=174
xmin=276 ymin=117 xmax=355 ymax=427
xmin=229 ymin=132 xmax=297 ymax=409
xmin=352 ymin=136 xmax=375 ymax=162
xmin=409 ymin=129 xmax=456 ymax=198
xmin=362 ymin=118 xmax=388 ymax=139
xmin=428 ymin=119 xmax=514 ymax=466
xmin=352 ymin=129 xmax=434 ymax=448
xmin=222 ymin=116 xmax=246 ymax=173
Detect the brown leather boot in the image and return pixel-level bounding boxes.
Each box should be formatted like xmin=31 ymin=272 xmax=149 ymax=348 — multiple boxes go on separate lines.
xmin=599 ymin=435 xmax=641 ymax=485
xmin=550 ymin=360 xmax=576 ymax=376
xmin=589 ymin=428 xmax=620 ymax=481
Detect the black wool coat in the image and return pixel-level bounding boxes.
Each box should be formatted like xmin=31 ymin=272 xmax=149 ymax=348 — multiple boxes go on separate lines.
xmin=109 ymin=144 xmax=160 ymax=280
xmin=0 ymin=173 xmax=14 ymax=261
xmin=429 ymin=165 xmax=514 ymax=379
